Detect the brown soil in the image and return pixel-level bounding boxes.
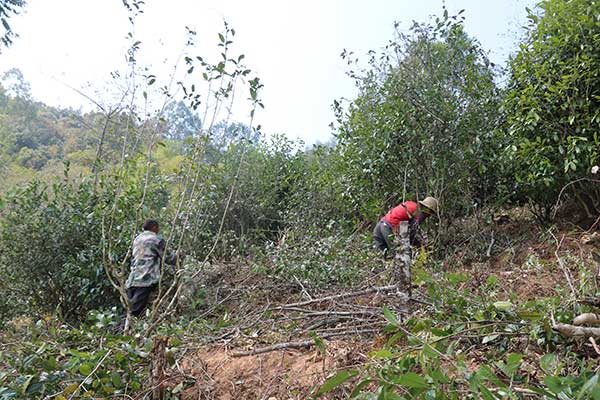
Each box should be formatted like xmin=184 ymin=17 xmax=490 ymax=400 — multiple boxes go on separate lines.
xmin=180 ymin=340 xmax=370 ymax=400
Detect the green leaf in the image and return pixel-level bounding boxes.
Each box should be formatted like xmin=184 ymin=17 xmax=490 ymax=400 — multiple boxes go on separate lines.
xmin=369 ymin=349 xmax=395 ymax=359
xmin=516 ymin=311 xmax=542 ymax=321
xmin=540 ymin=353 xmax=559 ymax=375
xmin=545 ymin=376 xmax=564 ymax=394
xmin=309 ymin=331 xmax=326 ymax=355
xmin=577 ymin=374 xmax=599 ymax=400
xmin=79 ymin=363 xmax=93 ymax=376
xmin=350 ymin=378 xmax=372 ymax=398
xmin=383 ymin=391 xmax=404 ymax=400
xmin=492 ymin=301 xmax=513 ymax=311
xmin=383 ymin=305 xmax=399 ymax=325
xmin=111 ymin=371 xmax=122 ymax=388
xmin=398 ymin=372 xmax=429 ymax=389
xmin=21 ymin=376 xmax=34 ymax=395
xmin=422 ymin=344 xmax=438 ymax=359
xmin=317 ymin=369 xmax=359 ymax=395
xmin=172 ymin=382 xmax=184 ymax=394
xmin=482 ymin=334 xmax=499 ymax=344
xmin=478 ymin=383 xmax=497 ymax=400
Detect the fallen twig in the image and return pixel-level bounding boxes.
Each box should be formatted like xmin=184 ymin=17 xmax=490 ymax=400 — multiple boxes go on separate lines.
xmin=578 ymin=297 xmax=600 ymax=308
xmin=573 ymin=313 xmax=600 ymax=326
xmin=590 ymin=337 xmax=600 ymax=355
xmin=268 ymin=285 xmax=398 ymax=310
xmin=549 ymin=232 xmax=578 ymax=301
xmin=283 ymin=309 xmax=380 ymax=318
xmin=553 ymin=323 xmax=600 ymax=338
xmin=231 ymin=328 xmax=381 ymax=357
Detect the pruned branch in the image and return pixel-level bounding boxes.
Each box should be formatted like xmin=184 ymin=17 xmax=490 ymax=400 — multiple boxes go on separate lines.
xmin=553 ymin=323 xmax=600 ymax=338
xmin=573 ymin=313 xmax=600 ymax=326
xmin=231 ymin=328 xmax=381 ymax=357
xmin=269 ymin=285 xmax=400 ymax=311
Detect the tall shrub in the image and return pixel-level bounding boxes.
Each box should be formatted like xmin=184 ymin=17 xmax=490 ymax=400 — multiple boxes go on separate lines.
xmin=335 ymin=10 xmax=501 ymax=225
xmin=504 ymin=0 xmax=600 ymax=221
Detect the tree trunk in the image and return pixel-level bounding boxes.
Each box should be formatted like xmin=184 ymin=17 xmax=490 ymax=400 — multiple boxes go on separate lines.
xmin=151 ymin=335 xmax=169 ymax=400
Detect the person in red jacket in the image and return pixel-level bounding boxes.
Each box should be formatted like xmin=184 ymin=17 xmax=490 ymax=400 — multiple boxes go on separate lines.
xmin=373 ymin=196 xmax=438 ymax=259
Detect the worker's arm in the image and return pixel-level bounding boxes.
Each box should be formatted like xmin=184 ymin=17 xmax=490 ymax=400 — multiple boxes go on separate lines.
xmin=155 ymin=238 xmax=182 ymax=266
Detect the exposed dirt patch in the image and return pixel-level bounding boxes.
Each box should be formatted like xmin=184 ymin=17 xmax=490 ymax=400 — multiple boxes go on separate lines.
xmin=180 ymin=340 xmax=370 ymax=400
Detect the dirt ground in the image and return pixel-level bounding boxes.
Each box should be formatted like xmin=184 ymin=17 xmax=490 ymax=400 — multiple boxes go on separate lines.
xmin=180 ymin=340 xmax=370 ymax=399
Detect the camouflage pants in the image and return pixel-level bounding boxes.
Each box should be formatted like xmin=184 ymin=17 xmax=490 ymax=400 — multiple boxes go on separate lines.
xmin=127 ymin=285 xmax=155 ymax=317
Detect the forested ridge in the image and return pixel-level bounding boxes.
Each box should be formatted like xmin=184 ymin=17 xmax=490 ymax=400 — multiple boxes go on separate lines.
xmin=2 ymin=1 xmax=600 ymax=399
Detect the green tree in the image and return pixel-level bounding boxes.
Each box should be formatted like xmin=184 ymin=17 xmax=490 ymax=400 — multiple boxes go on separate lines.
xmin=335 ymin=10 xmax=501 ymax=225
xmin=504 ymin=0 xmax=600 ymax=221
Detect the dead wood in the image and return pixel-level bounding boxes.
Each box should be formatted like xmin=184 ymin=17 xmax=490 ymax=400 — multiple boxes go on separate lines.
xmin=553 ymin=323 xmax=600 ymax=338
xmin=231 ymin=328 xmax=381 ymax=357
xmin=269 ymin=285 xmax=399 ymax=310
xmin=578 ymin=297 xmax=600 ymax=307
xmin=573 ymin=313 xmax=600 ymax=326
xmin=151 ymin=335 xmax=169 ymax=400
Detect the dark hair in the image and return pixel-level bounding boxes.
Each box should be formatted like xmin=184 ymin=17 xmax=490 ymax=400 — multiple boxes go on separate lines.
xmin=142 ymin=219 xmax=159 ymax=231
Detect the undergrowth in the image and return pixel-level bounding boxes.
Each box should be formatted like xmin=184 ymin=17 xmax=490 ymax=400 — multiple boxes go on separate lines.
xmin=317 ymin=250 xmax=600 ymax=399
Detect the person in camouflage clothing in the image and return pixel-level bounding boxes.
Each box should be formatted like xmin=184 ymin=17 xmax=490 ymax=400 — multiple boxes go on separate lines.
xmin=125 ymin=219 xmax=182 ymax=317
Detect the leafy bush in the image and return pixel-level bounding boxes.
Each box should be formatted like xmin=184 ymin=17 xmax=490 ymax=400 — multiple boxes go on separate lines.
xmin=252 ymin=231 xmax=369 ymax=286
xmin=317 ymin=261 xmax=600 ymax=399
xmin=0 ymin=316 xmax=149 ymax=399
xmin=334 ymin=10 xmax=502 ymax=224
xmin=504 ymin=0 xmax=600 ymax=221
xmin=0 ymin=162 xmax=169 ymax=323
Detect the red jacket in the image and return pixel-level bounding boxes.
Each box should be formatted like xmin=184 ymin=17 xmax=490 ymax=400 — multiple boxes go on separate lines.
xmin=381 ymin=201 xmax=419 ymax=228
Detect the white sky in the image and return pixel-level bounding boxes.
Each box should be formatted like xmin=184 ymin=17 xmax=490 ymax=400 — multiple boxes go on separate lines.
xmin=0 ymin=0 xmax=535 ymax=144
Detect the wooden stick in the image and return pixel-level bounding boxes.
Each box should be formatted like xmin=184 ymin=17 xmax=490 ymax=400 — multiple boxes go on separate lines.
xmin=579 ymin=297 xmax=600 ymax=308
xmin=590 ymin=337 xmax=600 ymax=355
xmin=550 ymin=232 xmax=578 ymax=301
xmin=573 ymin=313 xmax=600 ymax=326
xmin=282 ymin=309 xmax=380 ymax=318
xmin=231 ymin=329 xmax=380 ymax=357
xmin=268 ymin=285 xmax=398 ymax=310
xmin=553 ymin=323 xmax=600 ymax=338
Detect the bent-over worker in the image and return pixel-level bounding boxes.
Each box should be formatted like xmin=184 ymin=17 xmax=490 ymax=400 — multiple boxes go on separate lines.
xmin=373 ymin=196 xmax=438 ymax=258
xmin=373 ymin=197 xmax=438 ymax=295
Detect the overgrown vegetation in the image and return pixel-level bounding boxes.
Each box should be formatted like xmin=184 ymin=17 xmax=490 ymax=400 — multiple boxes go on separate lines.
xmin=2 ymin=0 xmax=600 ymax=398
xmin=503 ymin=0 xmax=600 ymax=222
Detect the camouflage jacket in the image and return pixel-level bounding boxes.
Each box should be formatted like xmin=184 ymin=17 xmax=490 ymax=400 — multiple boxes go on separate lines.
xmin=125 ymin=230 xmax=177 ymax=289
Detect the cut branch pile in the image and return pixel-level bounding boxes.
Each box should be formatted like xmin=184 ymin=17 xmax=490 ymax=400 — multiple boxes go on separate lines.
xmin=184 ymin=271 xmax=419 ymax=358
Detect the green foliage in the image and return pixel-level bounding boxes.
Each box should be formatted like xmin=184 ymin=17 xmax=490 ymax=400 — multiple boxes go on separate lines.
xmin=252 ymin=232 xmax=368 ymax=286
xmin=504 ymin=0 xmax=600 ymax=220
xmin=0 ymin=161 xmax=169 ymax=323
xmin=334 ymin=263 xmax=600 ymax=399
xmin=0 ymin=317 xmax=149 ymax=399
xmin=335 ymin=10 xmax=501 ymax=223
xmin=3 ymin=6 xmax=600 ymax=398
